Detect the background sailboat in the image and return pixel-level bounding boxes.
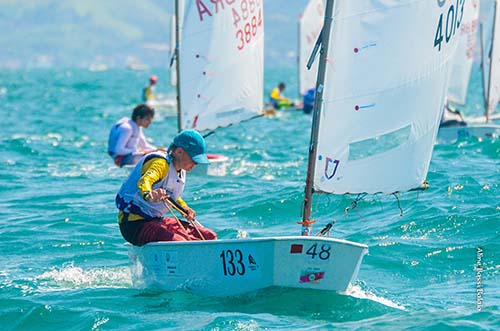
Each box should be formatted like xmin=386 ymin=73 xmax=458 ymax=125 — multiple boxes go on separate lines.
xmin=438 ymin=0 xmax=500 ymax=143
xmin=297 ymin=0 xmax=324 ymax=97
xmin=127 ymin=0 xmax=459 ymax=297
xmin=480 ymin=0 xmax=500 ymax=122
xmin=173 ymin=0 xmax=269 ymax=175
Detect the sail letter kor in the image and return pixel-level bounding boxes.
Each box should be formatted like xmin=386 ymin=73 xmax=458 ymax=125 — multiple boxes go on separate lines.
xmin=315 ymin=0 xmax=461 ymax=195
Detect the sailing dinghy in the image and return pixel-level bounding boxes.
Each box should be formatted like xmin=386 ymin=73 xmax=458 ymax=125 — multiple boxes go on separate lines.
xmin=128 ymin=0 xmax=458 ymax=297
xmin=298 ymin=0 xmax=324 ymax=97
xmin=171 ymin=0 xmax=268 ymax=176
xmin=438 ymin=0 xmax=500 ymax=143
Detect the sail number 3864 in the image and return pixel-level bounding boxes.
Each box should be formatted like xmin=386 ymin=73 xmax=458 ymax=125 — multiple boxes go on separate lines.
xmin=434 ymin=0 xmax=465 ymax=51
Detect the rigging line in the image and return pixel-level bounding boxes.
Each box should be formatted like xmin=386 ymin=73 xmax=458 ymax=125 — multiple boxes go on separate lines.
xmin=163 ymin=200 xmax=188 ymax=233
xmin=344 ymin=193 xmax=367 ymax=216
xmin=392 ymin=192 xmax=404 ymax=216
xmin=163 ymin=199 xmax=206 ymax=240
xmin=203 ymin=131 xmax=215 ymax=139
xmin=169 ymin=52 xmax=177 ymax=68
xmin=316 ymin=221 xmax=335 ymax=237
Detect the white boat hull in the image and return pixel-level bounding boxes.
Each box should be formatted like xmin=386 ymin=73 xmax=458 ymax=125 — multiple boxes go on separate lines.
xmin=190 ymin=153 xmax=228 ymax=176
xmin=146 ymin=98 xmax=177 ymax=117
xmin=128 ymin=236 xmax=367 ymax=296
xmin=437 ymin=124 xmax=500 ymax=144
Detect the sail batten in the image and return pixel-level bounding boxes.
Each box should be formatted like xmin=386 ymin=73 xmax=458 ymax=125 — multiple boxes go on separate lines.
xmin=312 ymin=0 xmax=460 ymax=195
xmin=178 ymin=0 xmax=264 ymax=132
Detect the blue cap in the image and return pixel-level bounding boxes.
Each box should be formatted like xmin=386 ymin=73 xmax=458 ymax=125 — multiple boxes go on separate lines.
xmin=173 ymin=129 xmax=210 ymax=164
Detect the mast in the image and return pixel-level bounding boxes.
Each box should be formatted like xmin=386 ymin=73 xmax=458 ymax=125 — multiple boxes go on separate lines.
xmin=175 ymin=0 xmax=182 ymax=132
xmin=301 ymin=0 xmax=335 ymax=234
xmin=485 ymin=0 xmax=498 ymax=122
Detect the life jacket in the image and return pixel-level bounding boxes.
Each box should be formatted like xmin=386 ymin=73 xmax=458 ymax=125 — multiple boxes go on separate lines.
xmin=107 ymin=117 xmax=141 ymax=158
xmin=116 ymin=152 xmax=186 ymax=218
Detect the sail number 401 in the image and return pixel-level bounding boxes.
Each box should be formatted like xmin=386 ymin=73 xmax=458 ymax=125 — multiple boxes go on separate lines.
xmin=220 ymin=249 xmax=245 ymax=276
xmin=434 ymin=0 xmax=465 ymax=51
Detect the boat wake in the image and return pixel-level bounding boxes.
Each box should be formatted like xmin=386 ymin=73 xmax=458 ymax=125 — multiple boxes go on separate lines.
xmin=343 ymin=284 xmax=406 ymax=310
xmin=34 ymin=263 xmax=132 ymax=292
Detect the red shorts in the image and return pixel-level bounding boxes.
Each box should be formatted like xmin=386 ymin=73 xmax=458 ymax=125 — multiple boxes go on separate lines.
xmin=120 ymin=216 xmax=217 ymax=246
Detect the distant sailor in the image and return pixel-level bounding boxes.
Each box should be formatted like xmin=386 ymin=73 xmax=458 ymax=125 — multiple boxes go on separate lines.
xmin=108 ymin=104 xmax=164 ymax=167
xmin=302 ymin=87 xmax=315 ymax=114
xmin=269 ymin=82 xmax=295 ymax=110
xmin=142 ymin=75 xmax=158 ymax=102
xmin=115 ymin=129 xmax=217 ymax=246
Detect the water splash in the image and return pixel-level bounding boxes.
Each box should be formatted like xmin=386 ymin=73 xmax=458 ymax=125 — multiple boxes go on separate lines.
xmin=343 ymin=284 xmax=406 ymax=310
xmin=34 ymin=262 xmax=132 ymax=292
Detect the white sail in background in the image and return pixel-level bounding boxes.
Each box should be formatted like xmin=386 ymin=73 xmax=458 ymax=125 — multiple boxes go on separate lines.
xmin=298 ymin=0 xmax=324 ymax=96
xmin=178 ymin=0 xmax=264 ymax=131
xmin=480 ymin=0 xmax=500 ymax=119
xmin=314 ymin=1 xmax=460 ymax=195
xmin=170 ymin=1 xmax=185 ymax=88
xmin=170 ymin=14 xmax=177 ymax=87
xmin=447 ymin=0 xmax=480 ymax=105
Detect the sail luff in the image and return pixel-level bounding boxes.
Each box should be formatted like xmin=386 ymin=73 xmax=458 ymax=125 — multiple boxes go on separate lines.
xmin=302 ymin=0 xmax=335 ymax=228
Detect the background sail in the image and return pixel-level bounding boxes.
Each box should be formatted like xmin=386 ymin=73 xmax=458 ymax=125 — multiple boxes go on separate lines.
xmin=179 ymin=0 xmax=264 ymax=131
xmin=447 ymin=0 xmax=479 ymax=105
xmin=298 ymin=0 xmax=324 ymax=96
xmin=481 ymin=0 xmax=500 ymax=118
xmin=170 ymin=14 xmax=177 ymax=87
xmin=314 ymin=1 xmax=460 ymax=195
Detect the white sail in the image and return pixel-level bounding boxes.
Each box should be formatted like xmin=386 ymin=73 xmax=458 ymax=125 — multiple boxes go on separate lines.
xmin=298 ymin=0 xmax=324 ymax=96
xmin=178 ymin=0 xmax=264 ymax=131
xmin=170 ymin=14 xmax=177 ymax=87
xmin=481 ymin=0 xmax=500 ymax=118
xmin=314 ymin=1 xmax=460 ymax=195
xmin=447 ymin=0 xmax=480 ymax=105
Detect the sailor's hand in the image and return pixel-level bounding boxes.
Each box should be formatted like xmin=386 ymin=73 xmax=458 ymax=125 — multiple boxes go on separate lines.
xmin=144 ymin=188 xmax=169 ymax=202
xmin=184 ymin=207 xmax=196 ymax=221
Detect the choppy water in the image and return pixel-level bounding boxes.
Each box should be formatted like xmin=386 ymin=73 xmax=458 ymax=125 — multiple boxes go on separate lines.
xmin=0 ymin=67 xmax=499 ymax=330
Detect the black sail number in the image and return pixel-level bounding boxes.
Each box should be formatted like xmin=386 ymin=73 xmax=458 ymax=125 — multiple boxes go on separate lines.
xmin=220 ymin=249 xmax=246 ymax=276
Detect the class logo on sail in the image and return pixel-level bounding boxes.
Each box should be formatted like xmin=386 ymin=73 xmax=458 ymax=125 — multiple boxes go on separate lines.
xmin=322 ymin=156 xmax=340 ymax=180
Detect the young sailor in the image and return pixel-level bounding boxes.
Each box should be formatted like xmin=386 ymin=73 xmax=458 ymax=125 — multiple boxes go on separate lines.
xmin=269 ymin=82 xmax=295 ymax=110
xmin=115 ymin=129 xmax=217 ymax=246
xmin=142 ymin=75 xmax=157 ymax=102
xmin=108 ymin=104 xmax=164 ymax=167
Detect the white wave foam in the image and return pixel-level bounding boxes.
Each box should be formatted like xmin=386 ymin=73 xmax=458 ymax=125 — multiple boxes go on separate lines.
xmin=343 ymin=284 xmax=406 ymax=310
xmin=35 ymin=262 xmax=132 ymax=292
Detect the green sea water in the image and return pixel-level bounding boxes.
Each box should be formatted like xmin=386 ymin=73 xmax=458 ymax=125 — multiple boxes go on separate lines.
xmin=0 ymin=67 xmax=499 ymax=330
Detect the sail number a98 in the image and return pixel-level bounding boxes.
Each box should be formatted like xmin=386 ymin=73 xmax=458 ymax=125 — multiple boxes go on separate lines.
xmin=434 ymin=0 xmax=465 ymax=51
xmin=220 ymin=249 xmax=246 ymax=276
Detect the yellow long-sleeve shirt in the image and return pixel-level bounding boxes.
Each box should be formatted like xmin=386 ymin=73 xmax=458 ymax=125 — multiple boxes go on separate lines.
xmin=119 ymin=156 xmax=188 ymax=222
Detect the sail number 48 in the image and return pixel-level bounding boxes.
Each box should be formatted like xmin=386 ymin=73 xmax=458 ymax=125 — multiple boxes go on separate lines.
xmin=306 ymin=244 xmax=331 ymax=260
xmin=434 ymin=0 xmax=465 ymax=51
xmin=220 ymin=249 xmax=246 ymax=276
